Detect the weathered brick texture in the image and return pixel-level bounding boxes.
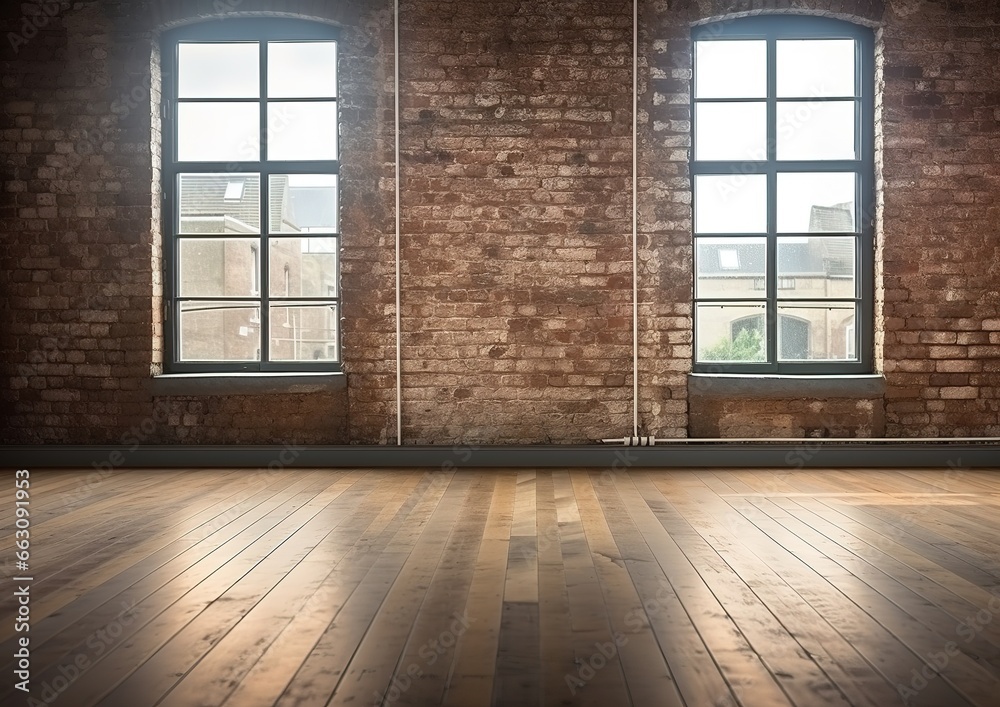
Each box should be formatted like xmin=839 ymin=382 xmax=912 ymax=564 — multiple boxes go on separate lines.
xmin=690 ymin=397 xmax=884 ymax=438
xmin=1 ymin=0 xmax=998 ymax=445
xmin=398 ymin=0 xmax=634 ymax=443
xmin=878 ymin=0 xmax=1000 ymax=436
xmin=0 ymin=0 xmax=393 ymax=444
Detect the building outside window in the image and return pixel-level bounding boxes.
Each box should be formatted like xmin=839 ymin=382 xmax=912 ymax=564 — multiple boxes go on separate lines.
xmin=691 ymin=16 xmax=875 ymax=374
xmin=161 ymin=19 xmax=341 ymax=372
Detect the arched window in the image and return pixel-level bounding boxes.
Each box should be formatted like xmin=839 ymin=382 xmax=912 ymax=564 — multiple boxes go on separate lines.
xmin=691 ymin=15 xmax=874 ymax=373
xmin=161 ymin=19 xmax=341 ymax=372
xmin=705 ymin=312 xmax=812 ymax=362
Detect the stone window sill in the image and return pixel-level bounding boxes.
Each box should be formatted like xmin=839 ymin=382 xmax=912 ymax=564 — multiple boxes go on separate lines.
xmin=688 ymin=373 xmax=886 ymax=399
xmin=149 ymin=372 xmax=346 ymax=396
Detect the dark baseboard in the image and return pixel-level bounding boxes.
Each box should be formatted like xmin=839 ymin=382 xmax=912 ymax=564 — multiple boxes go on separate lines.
xmin=2 ymin=443 xmax=997 ymax=469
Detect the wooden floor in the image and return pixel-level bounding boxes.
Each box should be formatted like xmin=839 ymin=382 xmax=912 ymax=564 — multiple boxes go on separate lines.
xmin=3 ymin=467 xmax=1000 ymax=706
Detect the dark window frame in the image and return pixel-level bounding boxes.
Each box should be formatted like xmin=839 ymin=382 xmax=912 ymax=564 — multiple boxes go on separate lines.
xmin=161 ymin=18 xmax=342 ymax=373
xmin=691 ymin=15 xmax=875 ymax=374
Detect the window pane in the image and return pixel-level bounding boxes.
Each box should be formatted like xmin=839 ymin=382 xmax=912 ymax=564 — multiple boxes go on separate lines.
xmin=777 ymin=302 xmax=857 ymax=361
xmin=777 ymin=173 xmax=856 ymax=233
xmin=268 ymin=42 xmax=337 ymax=98
xmin=178 ymin=43 xmax=259 ymax=98
xmin=776 ymin=101 xmax=856 ymax=160
xmin=696 ymin=237 xmax=766 ymax=299
xmin=179 ymin=238 xmax=260 ymax=296
xmin=695 ymin=174 xmax=767 ymax=234
xmin=695 ymin=40 xmax=766 ymax=99
xmin=270 ymin=302 xmax=338 ymax=361
xmin=269 ymin=174 xmax=338 ymax=233
xmin=179 ymin=301 xmax=261 ymax=362
xmin=695 ymin=102 xmax=767 ymax=161
xmin=777 ymin=237 xmax=856 ymax=298
xmin=777 ymin=39 xmax=855 ymax=98
xmin=267 ymin=102 xmax=338 ymax=161
xmin=179 ymin=173 xmax=260 ymax=233
xmin=696 ymin=304 xmax=766 ymax=363
xmin=178 ymin=103 xmax=260 ymax=161
xmin=269 ymin=238 xmax=338 ymax=297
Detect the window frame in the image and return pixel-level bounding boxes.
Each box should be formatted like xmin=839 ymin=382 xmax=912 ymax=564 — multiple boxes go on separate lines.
xmin=690 ymin=15 xmax=875 ymax=375
xmin=161 ymin=18 xmax=342 ymax=373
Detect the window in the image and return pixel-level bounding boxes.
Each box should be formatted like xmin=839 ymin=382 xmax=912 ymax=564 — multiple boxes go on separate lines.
xmin=161 ymin=19 xmax=341 ymax=372
xmin=223 ymin=179 xmax=246 ymax=201
xmin=718 ymin=248 xmax=740 ymax=270
xmin=692 ymin=16 xmax=874 ymax=373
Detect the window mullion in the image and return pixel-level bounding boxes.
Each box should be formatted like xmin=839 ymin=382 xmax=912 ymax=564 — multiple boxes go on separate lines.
xmin=766 ymin=35 xmax=778 ymax=370
xmin=167 ymin=42 xmax=181 ymax=371
xmin=259 ymin=40 xmax=270 ymax=368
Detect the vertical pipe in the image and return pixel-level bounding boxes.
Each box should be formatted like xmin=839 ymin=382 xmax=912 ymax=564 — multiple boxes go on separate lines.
xmin=395 ymin=0 xmax=403 ymax=446
xmin=632 ymin=0 xmax=639 ymax=438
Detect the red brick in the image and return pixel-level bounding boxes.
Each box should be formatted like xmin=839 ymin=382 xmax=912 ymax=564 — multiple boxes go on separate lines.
xmin=2 ymin=0 xmax=999 ymax=443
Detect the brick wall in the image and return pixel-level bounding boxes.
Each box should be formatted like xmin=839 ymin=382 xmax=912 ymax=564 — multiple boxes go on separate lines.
xmin=879 ymin=0 xmax=1000 ymax=436
xmin=1 ymin=0 xmax=998 ymax=445
xmin=0 ymin=0 xmax=392 ymax=445
xmin=398 ymin=0 xmax=634 ymax=443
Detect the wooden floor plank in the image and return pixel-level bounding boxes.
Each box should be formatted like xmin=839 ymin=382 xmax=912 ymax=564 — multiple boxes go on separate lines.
xmin=645 ymin=476 xmax=854 ymax=707
xmin=0 ymin=467 xmax=206 ymax=562
xmin=156 ymin=474 xmax=406 ymax=707
xmin=19 ymin=471 xmax=367 ymax=707
xmin=492 ymin=470 xmax=542 ymax=706
xmin=79 ymin=471 xmax=373 ymax=707
xmin=0 ymin=469 xmax=329 ymax=649
xmin=573 ymin=472 xmax=684 ymax=707
xmin=791 ymin=497 xmax=1000 ymax=618
xmin=635 ymin=473 xmax=797 ymax=707
xmin=723 ymin=494 xmax=988 ymax=707
xmin=2 ymin=466 xmax=1000 ymax=707
xmin=442 ymin=471 xmax=517 ymax=707
xmin=777 ymin=499 xmax=1000 ymax=666
xmin=343 ymin=473 xmax=494 ymax=707
xmin=607 ymin=474 xmax=739 ymax=707
xmin=669 ymin=475 xmax=918 ymax=707
xmin=272 ymin=470 xmax=464 ymax=707
xmin=0 ymin=469 xmax=338 ymax=703
xmin=0 ymin=468 xmax=244 ymax=596
xmin=532 ymin=469 xmax=577 ymax=707
xmin=219 ymin=471 xmax=429 ymax=707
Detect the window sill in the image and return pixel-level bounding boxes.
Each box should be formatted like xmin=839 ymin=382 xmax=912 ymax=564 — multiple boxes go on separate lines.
xmin=149 ymin=372 xmax=346 ymax=396
xmin=688 ymin=373 xmax=885 ymax=399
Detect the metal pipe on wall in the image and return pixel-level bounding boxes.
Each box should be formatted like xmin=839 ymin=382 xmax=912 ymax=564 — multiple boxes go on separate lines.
xmin=632 ymin=0 xmax=640 ymax=438
xmin=394 ymin=0 xmax=403 ymax=446
xmin=602 ymin=436 xmax=1000 ymax=444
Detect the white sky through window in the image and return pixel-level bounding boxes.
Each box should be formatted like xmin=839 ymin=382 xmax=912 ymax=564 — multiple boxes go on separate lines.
xmin=695 ymin=37 xmax=859 ymax=234
xmin=695 ymin=175 xmax=767 ymax=234
xmin=695 ymin=40 xmax=766 ymax=98
xmin=777 ymin=173 xmax=856 ymax=233
xmin=696 ymin=39 xmax=855 ymax=99
xmin=695 ymin=38 xmax=857 ymax=162
xmin=777 ymin=39 xmax=855 ymax=97
xmin=268 ymin=42 xmax=338 ymax=97
xmin=288 ymin=175 xmax=337 ymax=187
xmin=718 ymin=249 xmax=739 ymax=269
xmin=177 ymin=41 xmax=337 ymax=163
xmin=179 ymin=43 xmax=260 ymax=98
